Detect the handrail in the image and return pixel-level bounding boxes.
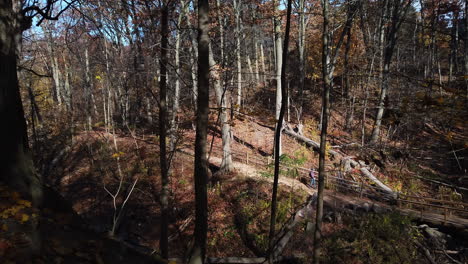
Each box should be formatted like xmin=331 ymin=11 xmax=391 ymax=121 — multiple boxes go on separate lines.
xmin=397 ymin=199 xmax=468 ymax=214
xmin=398 ymin=194 xmax=468 ymax=208
xmin=208 ymin=145 xmax=468 ymax=220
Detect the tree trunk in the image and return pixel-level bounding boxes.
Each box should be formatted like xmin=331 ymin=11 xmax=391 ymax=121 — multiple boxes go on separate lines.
xmin=370 ymin=0 xmax=411 ymax=144
xmin=297 ymin=0 xmax=305 ymax=121
xmin=216 ymin=0 xmax=225 ymax=66
xmin=274 ymin=1 xmax=282 ymax=121
xmin=0 ymin=0 xmax=42 ymax=257
xmin=189 ymin=0 xmax=210 ymax=263
xmin=84 ymin=47 xmax=93 ymax=130
xmin=269 ymin=0 xmax=292 ymax=262
xmin=260 ymin=41 xmax=266 ymax=85
xmin=234 ymin=0 xmax=242 ymax=108
xmin=159 ymin=1 xmax=169 ymax=259
xmin=254 ymin=34 xmax=260 ymax=84
xmin=344 ymin=27 xmax=353 ymax=131
xmin=313 ymin=0 xmax=332 ymax=262
xmin=209 ymin=44 xmax=233 ymax=172
xmin=45 ymin=26 xmax=63 ymax=106
xmin=273 ymin=0 xmax=283 ymax=156
xmin=170 ymin=0 xmax=187 ymax=155
xmin=465 ymin=1 xmax=468 ymax=99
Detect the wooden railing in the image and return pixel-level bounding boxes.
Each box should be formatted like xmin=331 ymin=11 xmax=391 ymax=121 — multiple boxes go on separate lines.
xmin=396 ymin=194 xmax=468 ymax=222
xmin=208 ymin=146 xmax=468 ymax=221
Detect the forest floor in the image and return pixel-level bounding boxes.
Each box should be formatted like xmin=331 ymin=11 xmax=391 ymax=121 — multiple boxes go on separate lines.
xmin=15 ymin=86 xmax=466 ymax=262
xmin=34 ymin=100 xmax=467 ymax=261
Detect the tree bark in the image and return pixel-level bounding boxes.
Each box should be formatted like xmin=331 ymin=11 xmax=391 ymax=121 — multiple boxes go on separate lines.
xmin=297 ymin=0 xmax=305 ymax=121
xmin=209 ymin=44 xmax=233 ymax=172
xmin=84 ymin=47 xmax=93 ymax=130
xmin=260 ymin=41 xmax=266 ymax=85
xmin=370 ymin=0 xmax=412 ymax=144
xmin=464 ymin=1 xmax=468 ymax=99
xmin=273 ymin=0 xmax=283 ymax=156
xmin=313 ymin=0 xmax=331 ymax=262
xmin=344 ymin=27 xmax=353 ymax=131
xmin=0 ymin=0 xmax=43 ymax=257
xmin=45 ymin=26 xmax=63 ymax=106
xmin=189 ymin=0 xmax=210 ymax=263
xmin=269 ymin=0 xmax=292 ymax=262
xmin=159 ymin=1 xmax=169 ymax=259
xmin=170 ymin=0 xmax=187 ymax=154
xmin=234 ymin=0 xmax=242 ymax=108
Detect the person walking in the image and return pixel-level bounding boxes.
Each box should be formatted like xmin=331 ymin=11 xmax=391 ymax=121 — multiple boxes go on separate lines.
xmin=309 ymin=169 xmax=316 ymax=188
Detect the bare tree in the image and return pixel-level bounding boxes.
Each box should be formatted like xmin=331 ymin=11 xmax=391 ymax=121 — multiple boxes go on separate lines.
xmin=370 ymin=0 xmax=413 ymax=144
xmin=269 ymin=0 xmax=292 ymax=262
xmin=314 ymin=1 xmax=358 ymax=262
xmin=189 ymin=0 xmax=210 ymax=263
xmin=273 ymin=0 xmax=283 ymax=156
xmin=159 ymin=0 xmax=169 ymax=259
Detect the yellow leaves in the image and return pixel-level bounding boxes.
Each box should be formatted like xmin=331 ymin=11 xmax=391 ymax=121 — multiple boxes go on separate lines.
xmin=21 ymin=214 xmax=29 ymax=223
xmin=445 ymin=131 xmax=453 ymax=141
xmin=112 ymin=151 xmax=125 ymax=158
xmin=95 ymin=75 xmax=102 ymax=80
xmin=1 ymin=205 xmax=23 ymax=219
xmin=17 ymin=200 xmax=31 ymax=208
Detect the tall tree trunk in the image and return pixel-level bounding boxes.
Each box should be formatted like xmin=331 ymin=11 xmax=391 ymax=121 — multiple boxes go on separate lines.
xmin=313 ymin=0 xmax=359 ymax=261
xmin=215 ymin=0 xmax=225 ymax=66
xmin=186 ymin=1 xmax=199 ymax=120
xmin=0 ymin=0 xmax=42 ymax=257
xmin=269 ymin=0 xmax=292 ymax=262
xmin=45 ymin=26 xmax=63 ymax=106
xmin=84 ymin=47 xmax=93 ymax=130
xmin=189 ymin=0 xmax=210 ymax=263
xmin=260 ymin=41 xmax=266 ymax=85
xmin=234 ymin=0 xmax=242 ymax=108
xmin=209 ymin=45 xmax=233 ymax=172
xmin=159 ymin=1 xmax=169 ymax=259
xmin=313 ymin=0 xmax=331 ymax=262
xmin=273 ymin=0 xmax=283 ymax=156
xmin=344 ymin=27 xmax=353 ymax=130
xmin=465 ymin=1 xmax=468 ymax=99
xmin=370 ymin=0 xmax=412 ymax=144
xmin=63 ymin=56 xmax=72 ymax=112
xmin=297 ymin=0 xmax=305 ymax=121
xmin=254 ymin=33 xmax=260 ymax=84
xmin=170 ymin=0 xmax=187 ymax=155
xmin=190 ymin=44 xmax=198 ymax=112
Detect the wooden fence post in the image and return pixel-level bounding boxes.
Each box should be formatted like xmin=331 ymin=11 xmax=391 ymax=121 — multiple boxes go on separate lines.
xmin=359 ymin=181 xmax=364 ymax=198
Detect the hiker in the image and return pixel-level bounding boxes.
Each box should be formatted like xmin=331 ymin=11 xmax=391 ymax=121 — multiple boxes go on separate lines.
xmin=309 ymin=169 xmax=316 ymax=188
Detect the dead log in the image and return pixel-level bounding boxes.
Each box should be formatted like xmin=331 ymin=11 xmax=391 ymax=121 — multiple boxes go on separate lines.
xmin=343 ymin=157 xmax=397 ymax=199
xmin=283 ymin=128 xmax=396 ymax=199
xmin=270 ymin=194 xmax=318 ymax=259
xmin=283 ymin=128 xmax=339 ymax=158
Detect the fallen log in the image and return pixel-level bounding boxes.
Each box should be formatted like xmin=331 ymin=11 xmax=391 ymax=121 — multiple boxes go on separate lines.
xmin=283 ymin=128 xmax=396 ymax=199
xmin=283 ymin=128 xmax=339 ymax=157
xmin=271 ymin=194 xmax=318 ymax=259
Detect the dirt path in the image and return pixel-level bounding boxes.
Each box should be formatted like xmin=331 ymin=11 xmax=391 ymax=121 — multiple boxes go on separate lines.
xmin=208 ymin=155 xmax=316 ymax=196
xmin=181 ymin=149 xmax=468 ymax=229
